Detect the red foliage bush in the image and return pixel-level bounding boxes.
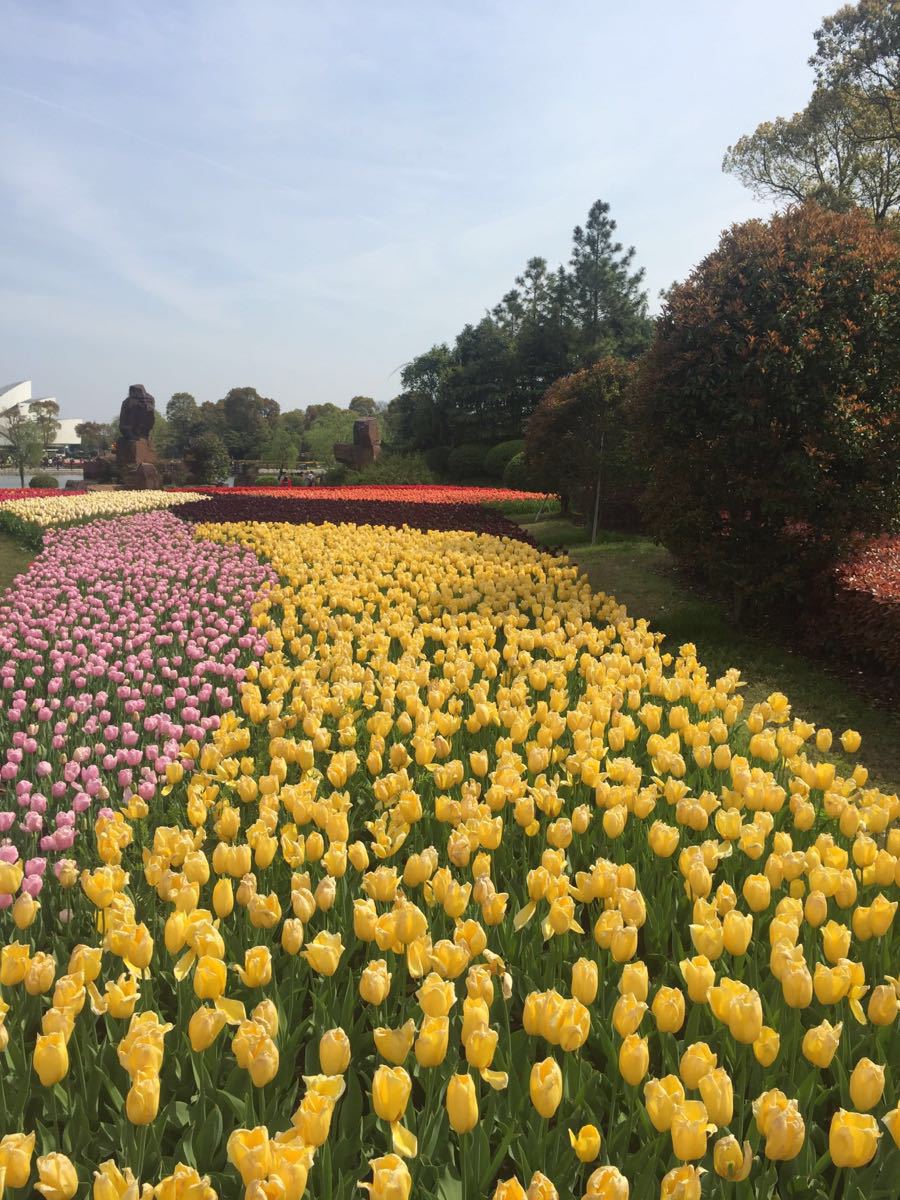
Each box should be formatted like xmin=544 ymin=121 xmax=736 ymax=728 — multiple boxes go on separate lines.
xmin=812 ymin=536 xmax=900 ymax=678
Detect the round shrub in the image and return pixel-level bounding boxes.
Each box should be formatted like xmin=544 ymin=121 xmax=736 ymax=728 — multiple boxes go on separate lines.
xmin=424 ymin=445 xmax=451 ymax=476
xmin=446 ymin=444 xmax=488 ymax=480
xmin=502 ymin=452 xmax=531 ymax=490
xmin=526 ymin=357 xmax=637 ymax=518
xmin=632 ymin=202 xmax=900 ymax=619
xmin=484 ymin=439 xmax=525 ymax=479
xmin=28 ymin=473 xmax=60 ymax=488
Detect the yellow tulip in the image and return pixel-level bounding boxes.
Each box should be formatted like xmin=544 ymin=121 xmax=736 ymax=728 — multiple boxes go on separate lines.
xmin=868 ymin=984 xmax=898 ymax=1026
xmin=34 ymin=1031 xmax=69 ymax=1086
xmin=302 ymin=931 xmax=344 ymax=976
xmin=618 ymin=1034 xmax=649 ymax=1087
xmin=415 ymin=1015 xmax=450 ymax=1068
xmin=713 ymin=1135 xmax=752 ymax=1181
xmin=671 ymin=1100 xmax=715 ymax=1160
xmin=319 ymin=1027 xmax=351 ymax=1074
xmin=644 ymin=1075 xmax=686 ymax=1133
xmin=678 ymin=956 xmax=715 ymax=1004
xmin=447 ymin=1073 xmax=478 ymax=1134
xmin=24 ymin=951 xmax=57 ymax=996
xmin=492 ymin=1179 xmax=527 ymax=1200
xmin=829 ymin=1110 xmax=881 ymax=1168
xmin=281 ymin=918 xmax=305 ymax=955
xmin=583 ymin=1164 xmax=630 ymax=1198
xmin=530 ymin=1057 xmax=563 ymax=1118
xmin=126 ymin=1070 xmax=161 ymax=1125
xmin=360 ymin=959 xmax=393 ymax=1006
xmin=236 ymin=946 xmax=272 ymax=989
xmin=651 ymin=986 xmax=685 ymax=1033
xmin=0 ymin=942 xmax=30 ymax=986
xmin=698 ymin=1068 xmax=733 ymax=1127
xmin=416 ymin=972 xmax=456 ymax=1017
xmin=801 ymin=1020 xmax=842 ymax=1069
xmin=753 ymin=1026 xmax=780 ymax=1067
xmin=679 ymin=1042 xmax=717 ymax=1090
xmin=568 ymin=1123 xmax=602 ymax=1163
xmin=193 ymin=955 xmax=227 ymax=1000
xmin=375 ymin=1020 xmax=418 ymax=1065
xmin=882 ymin=1103 xmax=900 ymax=1148
xmin=35 ymin=1152 xmax=78 ymax=1200
xmin=572 ymin=958 xmax=599 ymax=1006
xmin=372 ymin=1065 xmax=412 ymax=1123
xmin=0 ymin=1131 xmax=36 ymax=1189
xmin=188 ymin=1005 xmax=227 ymax=1052
xmin=848 ymin=1058 xmax=885 ymax=1111
xmin=293 ymin=1089 xmax=336 ymax=1146
xmin=659 ymin=1165 xmax=704 ymax=1200
xmin=227 ymin=1125 xmax=272 ymax=1185
xmin=359 ymin=1154 xmax=412 ymax=1200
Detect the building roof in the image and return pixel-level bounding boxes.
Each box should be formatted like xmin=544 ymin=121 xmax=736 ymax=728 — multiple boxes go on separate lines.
xmin=0 ymin=380 xmax=85 ymax=446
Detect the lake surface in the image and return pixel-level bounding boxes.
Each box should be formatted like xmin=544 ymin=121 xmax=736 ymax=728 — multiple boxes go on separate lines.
xmin=0 ymin=471 xmax=85 ymax=488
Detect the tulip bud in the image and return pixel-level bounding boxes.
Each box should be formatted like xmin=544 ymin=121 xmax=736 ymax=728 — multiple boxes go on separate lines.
xmin=529 ymin=1057 xmax=563 ymax=1118
xmin=618 ymin=1033 xmax=649 ymax=1087
xmin=33 ymin=1031 xmax=69 ymax=1086
xmin=447 ymin=1073 xmax=478 ymax=1134
xmin=849 ymin=1058 xmax=885 ymax=1111
xmin=319 ymin=1027 xmax=351 ymax=1074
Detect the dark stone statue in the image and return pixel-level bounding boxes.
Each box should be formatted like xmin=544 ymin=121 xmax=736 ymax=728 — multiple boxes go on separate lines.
xmin=119 ymin=384 xmax=156 ymax=441
xmin=115 ymin=384 xmax=160 ymax=488
xmin=334 ymin=417 xmax=382 ymax=471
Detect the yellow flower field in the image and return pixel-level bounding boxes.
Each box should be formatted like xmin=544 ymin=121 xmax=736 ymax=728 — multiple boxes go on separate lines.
xmin=1 ymin=518 xmax=897 ymax=1199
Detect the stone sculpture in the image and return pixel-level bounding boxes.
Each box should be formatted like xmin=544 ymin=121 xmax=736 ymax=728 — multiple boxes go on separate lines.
xmin=333 ymin=418 xmax=382 ymax=471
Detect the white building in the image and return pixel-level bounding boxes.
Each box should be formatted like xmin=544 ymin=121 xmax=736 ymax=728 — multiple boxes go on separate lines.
xmin=0 ymin=381 xmax=85 ymax=452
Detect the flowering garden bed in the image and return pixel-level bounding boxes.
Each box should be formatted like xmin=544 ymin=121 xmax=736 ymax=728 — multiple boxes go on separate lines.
xmin=0 ymin=489 xmax=896 ymax=1199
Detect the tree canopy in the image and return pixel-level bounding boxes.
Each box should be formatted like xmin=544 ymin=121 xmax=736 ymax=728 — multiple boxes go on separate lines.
xmin=725 ymin=1 xmax=900 ymax=220
xmin=386 ymin=199 xmax=650 ymax=452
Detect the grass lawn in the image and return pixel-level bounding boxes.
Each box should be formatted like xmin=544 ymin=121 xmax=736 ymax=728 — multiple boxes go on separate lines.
xmin=0 ymin=530 xmax=34 ymax=592
xmin=519 ymin=517 xmax=900 ymax=793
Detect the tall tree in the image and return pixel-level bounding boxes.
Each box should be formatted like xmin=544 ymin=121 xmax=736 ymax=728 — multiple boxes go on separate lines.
xmin=724 ymin=85 xmax=900 ymax=219
xmin=348 ymin=396 xmax=378 ymax=417
xmin=0 ymin=406 xmax=45 ymax=486
xmin=811 ymin=0 xmax=900 ymax=144
xmin=568 ymin=201 xmax=651 ymax=363
xmin=166 ymin=393 xmax=200 ymax=457
xmin=76 ymin=421 xmax=116 ymax=454
xmin=220 ymin=387 xmax=279 ymax=459
xmin=725 ymin=2 xmax=900 ymax=220
xmin=30 ymin=400 xmax=61 ymax=451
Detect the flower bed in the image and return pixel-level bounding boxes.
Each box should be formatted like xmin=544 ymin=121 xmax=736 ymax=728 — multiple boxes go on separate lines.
xmin=186 ymin=484 xmax=551 ymax=503
xmin=0 ymin=511 xmax=272 ymax=887
xmin=172 ymin=492 xmax=542 ymax=543
xmin=0 ymin=488 xmax=85 ymax=501
xmin=0 ymin=515 xmax=896 ymax=1199
xmin=0 ymin=489 xmax=207 ymax=529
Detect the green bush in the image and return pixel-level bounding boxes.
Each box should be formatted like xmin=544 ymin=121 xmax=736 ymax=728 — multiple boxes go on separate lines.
xmin=502 ymin=452 xmax=531 ymax=491
xmin=446 ymin=444 xmax=489 ymax=480
xmin=353 ymin=453 xmax=435 ymax=485
xmin=28 ymin=473 xmax=60 ymax=488
xmin=633 ymin=202 xmax=900 ymax=619
xmin=526 ymin=357 xmax=639 ymax=525
xmin=483 ymin=439 xmax=525 ymax=479
xmin=424 ymin=446 xmax=451 ymax=476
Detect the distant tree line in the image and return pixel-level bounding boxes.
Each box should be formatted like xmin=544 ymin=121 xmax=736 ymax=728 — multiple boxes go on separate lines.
xmin=384 ymin=199 xmax=651 ymax=462
xmin=76 ymin=392 xmax=382 ymax=484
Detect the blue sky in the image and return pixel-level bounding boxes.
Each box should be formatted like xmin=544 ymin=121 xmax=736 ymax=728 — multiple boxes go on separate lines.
xmin=1 ymin=0 xmax=828 ymax=422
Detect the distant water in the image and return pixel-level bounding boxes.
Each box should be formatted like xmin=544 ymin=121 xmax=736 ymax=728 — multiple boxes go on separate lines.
xmin=0 ymin=471 xmax=85 ymax=488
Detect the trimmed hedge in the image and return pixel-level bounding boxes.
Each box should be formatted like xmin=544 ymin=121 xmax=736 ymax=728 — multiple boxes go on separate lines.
xmin=446 ymin=444 xmax=489 ymax=480
xmin=484 ymin=439 xmax=525 ymax=479
xmin=28 ymin=473 xmax=60 ymax=488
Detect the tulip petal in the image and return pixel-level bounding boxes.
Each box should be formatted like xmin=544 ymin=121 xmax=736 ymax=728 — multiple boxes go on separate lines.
xmin=391 ymin=1120 xmax=418 ymax=1159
